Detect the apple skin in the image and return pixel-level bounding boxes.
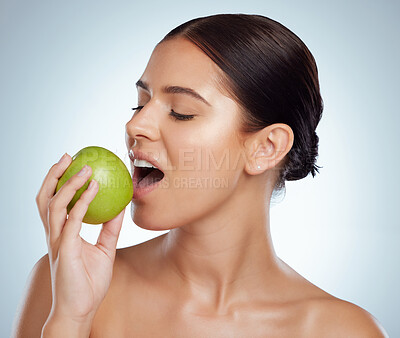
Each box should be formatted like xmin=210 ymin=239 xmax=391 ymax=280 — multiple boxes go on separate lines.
xmin=55 ymin=146 xmax=133 ymax=224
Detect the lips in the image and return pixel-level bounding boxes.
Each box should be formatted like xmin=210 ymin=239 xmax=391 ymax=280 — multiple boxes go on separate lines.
xmin=128 ymin=149 xmax=165 ymax=173
xmin=128 ymin=149 xmax=166 ymax=199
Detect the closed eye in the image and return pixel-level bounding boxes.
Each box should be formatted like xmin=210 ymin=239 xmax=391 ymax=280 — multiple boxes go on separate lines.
xmin=169 ymin=110 xmax=194 ymax=121
xmin=131 ymin=106 xmax=194 ymax=121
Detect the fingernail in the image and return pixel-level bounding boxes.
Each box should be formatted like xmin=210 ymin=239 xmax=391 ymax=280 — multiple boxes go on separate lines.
xmin=77 ymin=165 xmax=88 ymax=176
xmin=88 ymin=179 xmax=96 ymax=189
xmin=58 ymin=153 xmax=67 ymax=163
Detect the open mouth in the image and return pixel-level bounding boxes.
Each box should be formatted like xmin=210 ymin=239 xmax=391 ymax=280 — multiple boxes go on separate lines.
xmin=135 ymin=167 xmax=165 ymax=188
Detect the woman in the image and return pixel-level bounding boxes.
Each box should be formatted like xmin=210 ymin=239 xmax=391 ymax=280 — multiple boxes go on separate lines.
xmin=13 ymin=14 xmax=387 ymax=337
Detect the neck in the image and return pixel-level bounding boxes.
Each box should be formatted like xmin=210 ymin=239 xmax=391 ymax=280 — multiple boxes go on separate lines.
xmin=159 ymin=179 xmax=281 ymax=313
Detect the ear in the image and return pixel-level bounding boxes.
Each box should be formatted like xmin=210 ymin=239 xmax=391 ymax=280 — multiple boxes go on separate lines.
xmin=243 ymin=123 xmax=294 ymax=175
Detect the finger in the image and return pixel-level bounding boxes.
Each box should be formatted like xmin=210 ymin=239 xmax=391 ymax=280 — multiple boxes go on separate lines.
xmin=61 ymin=178 xmax=99 ymax=241
xmin=48 ymin=165 xmax=93 ymax=245
xmin=36 ymin=153 xmax=72 ymax=232
xmin=95 ymin=208 xmax=125 ymax=260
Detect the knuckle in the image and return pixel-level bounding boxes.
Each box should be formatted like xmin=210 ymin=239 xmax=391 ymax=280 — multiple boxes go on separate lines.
xmin=47 ymin=236 xmax=56 ymax=250
xmin=63 ymin=178 xmax=73 ymax=188
xmin=49 ymin=163 xmax=58 ymax=173
xmin=81 ymin=197 xmax=92 ymax=207
xmin=62 ymin=179 xmax=77 ymax=192
xmin=77 ymin=196 xmax=91 ymax=209
xmin=48 ymin=198 xmax=58 ymax=212
xmin=80 ymin=191 xmax=94 ymax=205
xmin=66 ymin=174 xmax=87 ymax=188
xmin=69 ymin=200 xmax=89 ymax=219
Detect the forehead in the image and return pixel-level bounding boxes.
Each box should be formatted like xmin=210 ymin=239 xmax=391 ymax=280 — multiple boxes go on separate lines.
xmin=140 ymin=37 xmax=247 ymax=144
xmin=140 ymin=37 xmax=226 ymax=97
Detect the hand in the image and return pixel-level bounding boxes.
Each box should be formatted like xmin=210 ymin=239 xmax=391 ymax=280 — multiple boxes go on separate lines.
xmin=35 ymin=153 xmax=125 ymax=323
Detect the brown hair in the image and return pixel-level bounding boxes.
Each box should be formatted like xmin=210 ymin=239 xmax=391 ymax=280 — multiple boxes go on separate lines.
xmin=160 ymin=14 xmax=323 ymax=192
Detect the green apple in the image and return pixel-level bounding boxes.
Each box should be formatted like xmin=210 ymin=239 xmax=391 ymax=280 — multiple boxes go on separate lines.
xmin=55 ymin=146 xmax=133 ymax=224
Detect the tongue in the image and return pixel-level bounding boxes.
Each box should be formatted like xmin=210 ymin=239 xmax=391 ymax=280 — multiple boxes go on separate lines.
xmin=138 ymin=169 xmax=164 ymax=188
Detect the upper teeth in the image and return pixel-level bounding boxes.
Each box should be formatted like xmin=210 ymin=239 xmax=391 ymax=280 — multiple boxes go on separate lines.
xmin=134 ymin=159 xmax=157 ymax=169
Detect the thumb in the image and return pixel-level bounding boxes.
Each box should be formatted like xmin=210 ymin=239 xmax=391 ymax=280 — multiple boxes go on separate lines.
xmin=95 ymin=208 xmax=125 ymax=259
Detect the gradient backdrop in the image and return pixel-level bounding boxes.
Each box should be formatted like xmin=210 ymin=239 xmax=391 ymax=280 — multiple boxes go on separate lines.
xmin=1 ymin=0 xmax=399 ymax=336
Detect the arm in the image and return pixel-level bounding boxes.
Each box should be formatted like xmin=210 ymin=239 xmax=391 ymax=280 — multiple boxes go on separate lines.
xmin=11 ymin=254 xmax=52 ymax=337
xmin=11 ymin=254 xmax=95 ymax=338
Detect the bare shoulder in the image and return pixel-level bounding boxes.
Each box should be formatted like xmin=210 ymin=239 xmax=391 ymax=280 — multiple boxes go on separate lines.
xmin=305 ymin=296 xmax=388 ymax=337
xmin=277 ymin=260 xmax=388 ymax=337
xmin=11 ymin=254 xmax=52 ymax=338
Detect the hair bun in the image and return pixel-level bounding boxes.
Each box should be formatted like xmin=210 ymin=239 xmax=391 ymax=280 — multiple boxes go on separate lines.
xmin=162 ymin=14 xmax=324 ymax=192
xmin=283 ymin=131 xmax=322 ymax=181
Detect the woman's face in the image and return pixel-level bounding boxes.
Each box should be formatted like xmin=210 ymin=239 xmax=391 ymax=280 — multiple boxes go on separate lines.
xmin=125 ymin=37 xmax=248 ymax=230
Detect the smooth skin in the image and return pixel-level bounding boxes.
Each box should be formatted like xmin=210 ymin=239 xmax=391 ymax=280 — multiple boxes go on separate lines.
xmin=12 ymin=37 xmax=388 ymax=337
xmin=12 ymin=160 xmax=125 ymax=337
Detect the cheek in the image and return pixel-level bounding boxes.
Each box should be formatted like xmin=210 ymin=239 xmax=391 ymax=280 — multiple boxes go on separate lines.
xmin=132 ymin=114 xmax=245 ymax=230
xmin=167 ymin=120 xmax=243 ymax=182
xmin=162 ymin=125 xmax=243 ymax=219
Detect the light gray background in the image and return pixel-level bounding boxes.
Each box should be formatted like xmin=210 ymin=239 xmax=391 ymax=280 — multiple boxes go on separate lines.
xmin=1 ymin=0 xmax=399 ymax=336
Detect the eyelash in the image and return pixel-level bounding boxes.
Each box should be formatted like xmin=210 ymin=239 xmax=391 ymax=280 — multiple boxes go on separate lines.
xmin=131 ymin=106 xmax=195 ymax=121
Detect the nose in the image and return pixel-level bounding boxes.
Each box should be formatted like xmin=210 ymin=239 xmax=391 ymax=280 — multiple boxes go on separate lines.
xmin=125 ymin=104 xmax=161 ymax=149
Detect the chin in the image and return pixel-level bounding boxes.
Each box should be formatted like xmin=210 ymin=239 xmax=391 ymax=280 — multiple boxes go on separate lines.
xmin=135 ymin=222 xmax=173 ymax=231
xmin=130 ymin=204 xmax=175 ymax=231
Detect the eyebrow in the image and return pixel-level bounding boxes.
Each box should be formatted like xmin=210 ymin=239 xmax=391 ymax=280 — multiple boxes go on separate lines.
xmin=135 ymin=79 xmax=211 ymax=106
